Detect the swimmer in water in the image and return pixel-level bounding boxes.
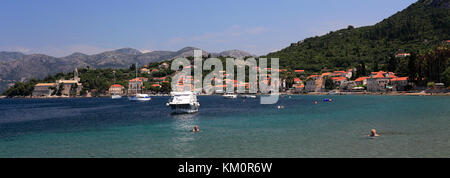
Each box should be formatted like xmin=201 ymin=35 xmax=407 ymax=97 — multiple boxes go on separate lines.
xmin=314 ymin=101 xmax=318 ymax=105
xmin=192 ymin=125 xmax=200 ymax=132
xmin=369 ymin=129 xmax=379 ymax=137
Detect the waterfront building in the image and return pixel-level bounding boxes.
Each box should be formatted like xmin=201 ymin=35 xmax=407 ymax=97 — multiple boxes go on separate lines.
xmin=55 ymin=68 xmax=83 ymax=96
xmin=109 ymin=84 xmax=124 ymax=95
xmin=331 ymin=77 xmax=347 ymax=86
xmin=355 ymin=77 xmax=369 ymax=86
xmin=293 ymin=83 xmax=305 ymax=92
xmin=293 ymin=78 xmax=302 ymax=84
xmin=366 ymin=71 xmax=391 ymax=92
xmin=305 ymin=80 xmax=316 ymax=92
xmin=128 ymin=78 xmax=143 ymax=95
xmin=391 ymin=77 xmax=409 ymax=91
xmin=32 ymin=83 xmax=57 ymax=97
xmin=140 ymin=68 xmax=150 ymax=74
xmin=395 ymin=53 xmax=411 ymax=57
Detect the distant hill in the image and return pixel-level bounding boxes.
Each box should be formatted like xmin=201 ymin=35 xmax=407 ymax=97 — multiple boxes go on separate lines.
xmin=0 ymin=52 xmax=26 ymax=62
xmin=266 ymin=0 xmax=450 ymax=72
xmin=210 ymin=50 xmax=254 ymax=58
xmin=0 ymin=47 xmax=253 ymax=92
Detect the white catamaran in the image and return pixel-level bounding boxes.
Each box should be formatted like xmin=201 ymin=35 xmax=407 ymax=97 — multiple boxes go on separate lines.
xmin=166 ymin=91 xmax=200 ymax=114
xmin=128 ymin=63 xmax=151 ymax=101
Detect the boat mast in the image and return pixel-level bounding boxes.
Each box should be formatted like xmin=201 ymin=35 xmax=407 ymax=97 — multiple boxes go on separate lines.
xmin=113 ymin=70 xmax=116 ymax=85
xmin=135 ymin=62 xmax=138 ymax=95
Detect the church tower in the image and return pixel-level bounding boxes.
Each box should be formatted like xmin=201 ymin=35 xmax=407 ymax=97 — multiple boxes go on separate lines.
xmin=74 ymin=68 xmax=80 ymax=82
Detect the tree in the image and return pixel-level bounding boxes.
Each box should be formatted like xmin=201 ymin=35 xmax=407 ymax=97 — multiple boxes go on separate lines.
xmin=443 ymin=67 xmax=450 ymax=87
xmin=129 ymin=64 xmax=136 ymax=71
xmin=372 ymin=60 xmax=379 ymax=72
xmin=324 ymin=78 xmax=336 ymax=90
xmin=160 ymin=82 xmax=171 ymax=93
xmin=56 ymin=84 xmax=64 ymax=96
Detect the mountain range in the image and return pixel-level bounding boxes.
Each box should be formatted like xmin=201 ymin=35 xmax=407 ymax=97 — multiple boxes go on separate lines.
xmin=0 ymin=47 xmax=253 ymax=92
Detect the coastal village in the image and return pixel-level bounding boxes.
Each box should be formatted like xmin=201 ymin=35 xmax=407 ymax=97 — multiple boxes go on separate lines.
xmin=24 ymin=51 xmax=449 ymax=98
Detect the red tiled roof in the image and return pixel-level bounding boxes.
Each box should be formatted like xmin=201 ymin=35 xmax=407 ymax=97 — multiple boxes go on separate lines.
xmin=331 ymin=77 xmax=347 ymax=81
xmin=355 ymin=77 xmax=369 ymax=82
xmin=110 ymin=84 xmax=123 ymax=88
xmin=373 ymin=72 xmax=385 ymax=79
xmin=333 ymin=71 xmax=346 ymax=73
xmin=391 ymin=77 xmax=408 ymax=81
xmin=372 ymin=71 xmax=387 ymax=74
xmin=129 ymin=78 xmax=142 ymax=82
xmin=151 ymin=84 xmax=161 ymax=87
xmin=294 ymin=84 xmax=304 ymax=88
xmin=294 ymin=70 xmax=305 ymax=73
xmin=293 ymin=78 xmax=302 ymax=82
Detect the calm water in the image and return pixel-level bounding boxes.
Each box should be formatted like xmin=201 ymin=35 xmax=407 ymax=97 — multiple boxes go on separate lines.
xmin=0 ymin=95 xmax=449 ymax=158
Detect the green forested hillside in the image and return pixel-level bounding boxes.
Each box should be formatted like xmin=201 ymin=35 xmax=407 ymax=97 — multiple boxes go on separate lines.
xmin=266 ymin=0 xmax=449 ymax=73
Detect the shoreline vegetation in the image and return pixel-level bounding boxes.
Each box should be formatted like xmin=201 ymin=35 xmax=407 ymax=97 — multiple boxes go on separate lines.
xmin=2 ymin=49 xmax=449 ymax=99
xmin=2 ymin=91 xmax=449 ymax=99
xmin=2 ymin=45 xmax=449 ymax=99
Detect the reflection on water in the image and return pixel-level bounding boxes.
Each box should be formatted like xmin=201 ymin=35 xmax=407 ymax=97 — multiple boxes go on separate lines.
xmin=170 ymin=113 xmax=199 ymax=157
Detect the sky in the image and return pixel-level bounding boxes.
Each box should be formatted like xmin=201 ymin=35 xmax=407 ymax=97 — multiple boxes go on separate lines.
xmin=0 ymin=0 xmax=417 ymax=57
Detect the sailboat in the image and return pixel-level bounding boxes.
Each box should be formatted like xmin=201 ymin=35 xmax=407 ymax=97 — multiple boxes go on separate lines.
xmin=111 ymin=70 xmax=122 ymax=99
xmin=128 ymin=63 xmax=151 ymax=101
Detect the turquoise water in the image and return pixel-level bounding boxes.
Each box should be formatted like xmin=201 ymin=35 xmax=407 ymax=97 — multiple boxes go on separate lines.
xmin=0 ymin=95 xmax=449 ymax=158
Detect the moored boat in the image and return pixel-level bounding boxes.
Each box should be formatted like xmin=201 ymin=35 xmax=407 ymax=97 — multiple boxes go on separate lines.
xmin=223 ymin=93 xmax=237 ymax=99
xmin=166 ymin=91 xmax=200 ymax=114
xmin=111 ymin=94 xmax=122 ymax=99
xmin=241 ymin=94 xmax=256 ymax=98
xmin=128 ymin=94 xmax=151 ymax=101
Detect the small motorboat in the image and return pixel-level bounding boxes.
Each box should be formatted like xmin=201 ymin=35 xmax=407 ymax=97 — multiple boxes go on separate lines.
xmin=128 ymin=94 xmax=151 ymax=101
xmin=241 ymin=94 xmax=257 ymax=98
xmin=111 ymin=94 xmax=122 ymax=99
xmin=223 ymin=93 xmax=237 ymax=99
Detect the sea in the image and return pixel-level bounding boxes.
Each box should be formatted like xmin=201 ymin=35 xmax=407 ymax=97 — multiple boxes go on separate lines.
xmin=0 ymin=95 xmax=449 ymax=158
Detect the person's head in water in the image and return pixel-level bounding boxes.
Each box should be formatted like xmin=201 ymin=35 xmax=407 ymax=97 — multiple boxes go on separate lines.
xmin=193 ymin=125 xmax=199 ymax=132
xmin=370 ymin=129 xmax=379 ymax=137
